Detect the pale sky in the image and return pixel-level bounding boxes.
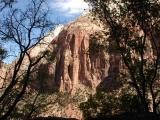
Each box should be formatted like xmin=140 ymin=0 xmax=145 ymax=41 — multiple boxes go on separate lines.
xmin=50 ymin=0 xmax=89 ymax=16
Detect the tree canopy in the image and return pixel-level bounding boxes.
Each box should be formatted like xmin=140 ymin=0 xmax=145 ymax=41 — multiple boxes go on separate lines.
xmin=85 ymin=0 xmax=160 ymax=114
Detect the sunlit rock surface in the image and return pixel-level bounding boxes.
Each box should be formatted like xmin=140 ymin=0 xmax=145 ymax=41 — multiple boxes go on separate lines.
xmin=52 ymin=15 xmax=108 ymax=92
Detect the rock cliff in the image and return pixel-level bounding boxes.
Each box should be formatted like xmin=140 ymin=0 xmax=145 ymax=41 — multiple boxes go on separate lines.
xmin=0 ymin=13 xmax=123 ymax=119
xmin=0 ymin=13 xmax=122 ymax=94
xmin=30 ymin=14 xmax=120 ymax=93
xmin=52 ymin=15 xmax=108 ymax=92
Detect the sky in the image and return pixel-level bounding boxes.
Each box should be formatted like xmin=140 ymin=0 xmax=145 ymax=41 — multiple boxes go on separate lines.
xmin=2 ymin=0 xmax=89 ymax=63
xmin=49 ymin=0 xmax=89 ymax=24
xmin=50 ymin=0 xmax=88 ymax=17
xmin=14 ymin=0 xmax=89 ymax=23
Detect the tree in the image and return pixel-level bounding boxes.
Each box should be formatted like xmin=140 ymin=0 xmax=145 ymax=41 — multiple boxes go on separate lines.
xmin=0 ymin=0 xmax=53 ymax=119
xmin=0 ymin=46 xmax=7 ymax=61
xmin=85 ymin=0 xmax=160 ymax=114
xmin=0 ymin=0 xmax=15 ymax=11
xmin=80 ymin=89 xmax=143 ymax=119
xmin=0 ymin=0 xmax=14 ymax=64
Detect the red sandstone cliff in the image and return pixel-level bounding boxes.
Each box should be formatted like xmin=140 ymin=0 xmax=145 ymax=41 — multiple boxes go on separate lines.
xmin=28 ymin=13 xmax=122 ymax=93
xmin=52 ymin=16 xmax=107 ymax=92
xmin=0 ymin=13 xmax=122 ymax=94
xmin=0 ymin=14 xmax=124 ymax=119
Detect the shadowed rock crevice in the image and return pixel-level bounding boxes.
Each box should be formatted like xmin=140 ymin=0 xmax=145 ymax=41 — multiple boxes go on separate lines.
xmin=97 ymin=38 xmax=122 ymax=91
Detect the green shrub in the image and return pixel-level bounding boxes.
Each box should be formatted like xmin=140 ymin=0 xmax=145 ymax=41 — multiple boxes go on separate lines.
xmin=120 ymin=93 xmax=143 ymax=112
xmin=79 ymin=91 xmax=120 ymax=120
xmin=80 ymin=89 xmax=147 ymax=120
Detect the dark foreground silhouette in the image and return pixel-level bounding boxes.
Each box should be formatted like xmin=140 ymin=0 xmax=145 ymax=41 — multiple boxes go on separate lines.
xmin=30 ymin=116 xmax=78 ymax=120
xmin=92 ymin=112 xmax=160 ymax=120
xmin=30 ymin=112 xmax=160 ymax=120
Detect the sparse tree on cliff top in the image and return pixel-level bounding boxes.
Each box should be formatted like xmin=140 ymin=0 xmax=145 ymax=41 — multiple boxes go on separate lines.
xmin=0 ymin=46 xmax=7 ymax=61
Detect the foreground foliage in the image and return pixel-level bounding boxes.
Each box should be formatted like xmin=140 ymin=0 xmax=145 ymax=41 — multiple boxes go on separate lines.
xmin=80 ymin=87 xmax=147 ymax=119
xmin=0 ymin=0 xmax=53 ymax=119
xmin=85 ymin=0 xmax=160 ymax=114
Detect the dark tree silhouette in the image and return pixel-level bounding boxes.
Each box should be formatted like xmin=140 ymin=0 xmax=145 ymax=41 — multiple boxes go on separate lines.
xmin=0 ymin=0 xmax=53 ymax=119
xmin=85 ymin=0 xmax=160 ymax=114
xmin=0 ymin=0 xmax=13 ymax=63
xmin=0 ymin=46 xmax=7 ymax=61
xmin=0 ymin=0 xmax=15 ymax=11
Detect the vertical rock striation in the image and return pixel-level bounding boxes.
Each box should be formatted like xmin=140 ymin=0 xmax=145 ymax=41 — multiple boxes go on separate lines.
xmin=51 ymin=15 xmax=110 ymax=92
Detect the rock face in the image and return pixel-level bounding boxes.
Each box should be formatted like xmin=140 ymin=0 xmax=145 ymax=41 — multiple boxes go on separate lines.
xmin=0 ymin=61 xmax=4 ymax=89
xmin=29 ymin=14 xmax=122 ymax=93
xmin=47 ymin=15 xmax=110 ymax=92
xmin=0 ymin=62 xmax=13 ymax=91
xmin=0 ymin=12 xmax=122 ymax=94
xmin=1 ymin=14 xmax=122 ymax=93
xmin=31 ymin=14 xmax=122 ymax=119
